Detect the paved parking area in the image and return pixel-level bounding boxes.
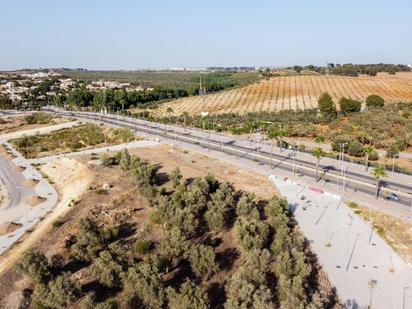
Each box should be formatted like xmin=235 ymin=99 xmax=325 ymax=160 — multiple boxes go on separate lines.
xmin=271 ymin=176 xmax=412 ymax=309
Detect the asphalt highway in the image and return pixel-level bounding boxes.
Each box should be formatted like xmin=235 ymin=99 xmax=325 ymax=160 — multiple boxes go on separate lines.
xmin=48 ymin=110 xmax=412 ymax=208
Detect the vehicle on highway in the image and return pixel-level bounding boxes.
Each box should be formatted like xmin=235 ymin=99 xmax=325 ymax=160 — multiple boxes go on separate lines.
xmin=385 ymin=192 xmax=401 ymax=201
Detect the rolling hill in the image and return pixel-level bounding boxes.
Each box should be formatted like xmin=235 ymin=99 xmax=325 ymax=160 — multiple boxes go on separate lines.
xmin=153 ymin=73 xmax=412 ymax=116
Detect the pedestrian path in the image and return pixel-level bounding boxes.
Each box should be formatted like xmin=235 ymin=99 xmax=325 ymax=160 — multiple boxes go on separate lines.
xmin=0 ymin=142 xmax=58 ymax=255
xmin=271 ymin=176 xmax=412 ymax=309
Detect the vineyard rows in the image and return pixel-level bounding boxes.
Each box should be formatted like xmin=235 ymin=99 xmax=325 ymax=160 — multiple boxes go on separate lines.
xmin=154 ymin=74 xmax=412 ymax=117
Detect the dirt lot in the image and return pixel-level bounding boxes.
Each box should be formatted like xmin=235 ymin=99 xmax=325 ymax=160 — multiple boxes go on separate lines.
xmin=0 ymin=115 xmax=70 ymax=136
xmin=9 ymin=124 xmax=138 ymax=159
xmin=127 ymin=144 xmax=278 ymax=199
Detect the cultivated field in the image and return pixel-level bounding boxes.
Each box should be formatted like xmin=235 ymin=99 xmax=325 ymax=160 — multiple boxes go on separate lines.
xmin=154 ymin=73 xmax=412 ymax=116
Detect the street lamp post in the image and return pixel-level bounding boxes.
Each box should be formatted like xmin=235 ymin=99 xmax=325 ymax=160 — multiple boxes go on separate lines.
xmin=338 ymin=142 xmax=348 ymax=192
xmin=289 ymin=145 xmax=296 ymax=174
xmin=403 ymin=286 xmax=409 ymax=309
xmin=392 ymin=154 xmax=399 ymax=178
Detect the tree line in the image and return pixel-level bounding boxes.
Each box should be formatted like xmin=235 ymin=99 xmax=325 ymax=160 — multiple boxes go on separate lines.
xmin=289 ymin=63 xmax=411 ymax=77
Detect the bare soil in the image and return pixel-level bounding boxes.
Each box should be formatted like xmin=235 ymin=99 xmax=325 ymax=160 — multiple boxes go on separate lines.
xmin=0 ymin=222 xmax=22 ymax=236
xmin=126 ymin=144 xmax=278 ymax=199
xmin=26 ymin=196 xmax=47 ymax=207
xmin=22 ymin=178 xmax=39 ymax=188
xmin=0 ymin=116 xmax=70 ymax=136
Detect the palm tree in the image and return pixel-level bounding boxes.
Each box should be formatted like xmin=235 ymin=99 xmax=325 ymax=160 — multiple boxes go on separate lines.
xmin=312 ymin=147 xmax=326 ymax=179
xmin=269 ymin=127 xmax=285 ymax=152
xmin=232 ymin=127 xmax=242 ymax=158
xmin=364 ymin=146 xmax=375 ymax=172
xmin=267 ymin=129 xmax=278 ymax=168
xmin=181 ymin=111 xmax=189 ymax=132
xmin=165 ymin=107 xmax=173 ymax=139
xmin=371 ymin=165 xmax=387 ymax=198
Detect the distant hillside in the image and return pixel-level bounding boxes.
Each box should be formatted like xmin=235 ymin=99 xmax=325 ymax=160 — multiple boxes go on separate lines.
xmin=153 ymin=73 xmax=412 ymax=116
xmin=61 ymin=70 xmax=260 ymax=88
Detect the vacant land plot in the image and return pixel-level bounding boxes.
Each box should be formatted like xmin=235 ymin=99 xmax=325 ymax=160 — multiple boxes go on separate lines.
xmin=154 ymin=73 xmax=412 ymax=116
xmin=0 ymin=145 xmax=338 ymax=309
xmin=0 ymin=114 xmax=70 ymax=136
xmin=9 ymin=124 xmax=135 ymax=158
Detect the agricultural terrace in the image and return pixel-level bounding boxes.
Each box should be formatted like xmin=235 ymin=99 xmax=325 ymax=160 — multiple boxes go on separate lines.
xmin=153 ymin=73 xmax=412 ymax=116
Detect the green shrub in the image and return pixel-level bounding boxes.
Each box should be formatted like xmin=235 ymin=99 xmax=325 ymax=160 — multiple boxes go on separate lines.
xmin=135 ymin=239 xmax=151 ymax=255
xmin=112 ymin=128 xmax=134 ymax=142
xmin=318 ymin=92 xmax=337 ymax=120
xmin=386 ymin=144 xmax=399 ymax=158
xmin=348 ymin=140 xmax=365 ymax=157
xmin=52 ymin=218 xmax=64 ymax=228
xmin=331 ymin=135 xmax=351 ymax=152
xmin=366 ymin=94 xmax=385 ymax=107
xmin=339 ymin=97 xmax=361 ymax=114
xmin=101 ymin=153 xmax=120 ymax=166
xmin=25 ymin=112 xmax=53 ymax=124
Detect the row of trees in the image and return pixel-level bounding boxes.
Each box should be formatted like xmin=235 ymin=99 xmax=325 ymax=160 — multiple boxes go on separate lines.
xmin=289 ymin=63 xmax=411 ymax=77
xmin=318 ymin=92 xmax=384 ymax=120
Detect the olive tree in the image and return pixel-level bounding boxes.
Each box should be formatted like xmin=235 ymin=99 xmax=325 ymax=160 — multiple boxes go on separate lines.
xmin=16 ymin=250 xmax=51 ymax=284
xmin=185 ymin=244 xmax=218 ymax=279
xmin=31 ymin=272 xmax=81 ymax=309
xmin=92 ymin=251 xmax=123 ymax=288
xmin=234 ymin=219 xmax=269 ymax=252
xmin=167 ymin=280 xmax=209 ymax=309
xmin=170 ymin=166 xmax=183 ymax=188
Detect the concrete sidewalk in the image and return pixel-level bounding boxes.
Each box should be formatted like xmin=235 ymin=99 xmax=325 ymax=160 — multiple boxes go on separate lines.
xmin=0 ymin=142 xmax=58 ymax=255
xmin=271 ymin=176 xmax=412 ymax=309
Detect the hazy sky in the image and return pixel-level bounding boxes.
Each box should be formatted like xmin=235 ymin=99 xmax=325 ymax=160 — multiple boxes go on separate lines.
xmin=1 ymin=0 xmax=411 ymax=70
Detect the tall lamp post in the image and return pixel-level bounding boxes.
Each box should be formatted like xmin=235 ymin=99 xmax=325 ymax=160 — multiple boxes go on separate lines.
xmin=403 ymin=286 xmax=409 ymax=309
xmin=391 ymin=153 xmax=399 ymax=178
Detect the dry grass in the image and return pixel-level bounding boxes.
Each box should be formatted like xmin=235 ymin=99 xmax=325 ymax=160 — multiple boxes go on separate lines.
xmin=154 ymin=73 xmax=412 ymax=116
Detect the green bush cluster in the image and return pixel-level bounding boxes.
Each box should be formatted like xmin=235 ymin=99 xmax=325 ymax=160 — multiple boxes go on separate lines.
xmin=25 ymin=112 xmax=53 ymax=125
xmin=366 ymin=94 xmax=385 ymax=107
xmin=339 ymin=97 xmax=361 ymax=114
